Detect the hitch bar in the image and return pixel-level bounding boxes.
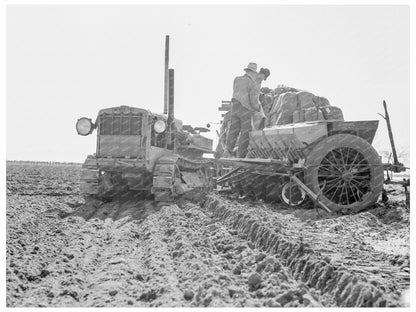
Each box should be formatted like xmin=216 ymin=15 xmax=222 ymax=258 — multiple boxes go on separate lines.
xmin=289 ymin=174 xmax=332 ymax=213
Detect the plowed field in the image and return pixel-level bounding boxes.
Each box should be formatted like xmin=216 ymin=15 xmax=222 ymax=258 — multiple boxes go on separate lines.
xmin=6 ymin=162 xmax=410 ymax=307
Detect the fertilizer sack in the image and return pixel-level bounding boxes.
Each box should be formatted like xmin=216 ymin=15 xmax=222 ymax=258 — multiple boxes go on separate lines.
xmin=321 ymin=106 xmax=344 ymax=121
xmin=297 ymin=91 xmax=315 ymax=110
xmin=304 ymin=106 xmax=325 ymax=121
xmin=269 ymin=92 xmax=298 ymax=125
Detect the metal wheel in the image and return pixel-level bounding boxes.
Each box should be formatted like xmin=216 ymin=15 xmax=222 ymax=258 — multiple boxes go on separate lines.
xmin=281 ymin=181 xmax=306 ymax=206
xmin=305 ymin=134 xmax=384 ymax=213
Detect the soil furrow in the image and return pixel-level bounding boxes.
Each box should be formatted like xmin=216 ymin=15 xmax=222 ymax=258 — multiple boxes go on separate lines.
xmin=200 ymin=194 xmax=405 ymax=307
xmin=6 ymin=163 xmax=409 ymax=307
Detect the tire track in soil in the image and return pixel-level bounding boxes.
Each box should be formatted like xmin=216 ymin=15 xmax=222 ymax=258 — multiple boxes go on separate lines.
xmin=198 ymin=194 xmax=405 ymax=307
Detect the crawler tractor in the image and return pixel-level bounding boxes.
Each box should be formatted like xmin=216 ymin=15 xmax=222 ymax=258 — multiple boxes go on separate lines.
xmin=76 ymin=36 xmax=214 ymax=201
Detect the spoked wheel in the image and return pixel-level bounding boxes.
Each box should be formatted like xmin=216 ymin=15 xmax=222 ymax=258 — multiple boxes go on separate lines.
xmin=305 ymin=134 xmax=384 ymax=213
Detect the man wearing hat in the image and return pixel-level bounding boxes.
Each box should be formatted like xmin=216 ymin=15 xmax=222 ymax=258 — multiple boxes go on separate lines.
xmin=225 ymin=63 xmax=270 ymax=158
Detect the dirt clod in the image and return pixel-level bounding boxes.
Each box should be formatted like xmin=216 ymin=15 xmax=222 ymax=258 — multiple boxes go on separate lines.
xmin=109 ymin=290 xmax=118 ymax=296
xmin=183 ymin=289 xmax=194 ymax=301
xmin=247 ymin=272 xmax=262 ymax=290
xmin=255 ymin=253 xmax=266 ymax=263
xmin=39 ymin=269 xmax=51 ymax=278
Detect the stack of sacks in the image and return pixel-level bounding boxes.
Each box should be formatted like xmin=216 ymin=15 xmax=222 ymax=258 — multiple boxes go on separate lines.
xmin=266 ymin=87 xmax=344 ymax=126
xmin=269 ymin=90 xmax=314 ymax=126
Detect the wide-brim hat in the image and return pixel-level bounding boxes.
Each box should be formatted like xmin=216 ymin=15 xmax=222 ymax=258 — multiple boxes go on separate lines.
xmin=244 ymin=62 xmax=258 ymax=73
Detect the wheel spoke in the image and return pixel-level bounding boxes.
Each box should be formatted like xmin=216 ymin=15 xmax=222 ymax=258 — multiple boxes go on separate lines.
xmin=322 ymin=156 xmax=342 ymax=172
xmin=349 ymin=182 xmax=365 ymax=201
xmin=340 ymin=182 xmax=349 ymax=205
xmin=353 ymin=157 xmax=368 ymax=166
xmin=332 ymin=148 xmax=345 ymax=169
xmin=319 ymin=167 xmax=341 ymax=176
xmin=318 ymin=175 xmax=342 ymax=182
xmin=329 ymin=180 xmax=343 ymax=202
xmin=350 ymin=151 xmax=361 ymax=165
xmin=343 ymin=147 xmax=351 ymax=170
xmin=351 ymin=178 xmax=370 ymax=189
xmin=344 ymin=183 xmax=350 ymax=205
xmin=324 ymin=179 xmax=343 ymax=195
xmin=337 ymin=183 xmax=345 ymax=204
xmin=320 ymin=176 xmax=342 ymax=187
xmin=340 ymin=148 xmax=348 ymax=170
xmin=348 ymin=182 xmax=361 ymax=202
xmin=330 ymin=150 xmax=344 ymax=170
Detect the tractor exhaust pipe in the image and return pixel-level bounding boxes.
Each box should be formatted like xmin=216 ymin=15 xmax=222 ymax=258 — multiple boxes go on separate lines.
xmin=163 ymin=35 xmax=169 ymax=115
xmin=166 ymin=69 xmax=175 ymax=147
xmin=168 ymin=69 xmax=174 ymax=124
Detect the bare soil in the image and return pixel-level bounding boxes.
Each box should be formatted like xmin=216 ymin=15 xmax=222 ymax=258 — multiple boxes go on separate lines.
xmin=6 ymin=162 xmax=410 ymax=307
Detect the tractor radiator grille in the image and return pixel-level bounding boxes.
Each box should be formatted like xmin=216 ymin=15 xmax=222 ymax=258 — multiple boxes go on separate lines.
xmin=98 ymin=114 xmax=143 ymax=135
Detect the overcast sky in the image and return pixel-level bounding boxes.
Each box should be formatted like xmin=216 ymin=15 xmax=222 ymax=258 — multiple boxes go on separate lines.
xmin=6 ymin=5 xmax=409 ymax=164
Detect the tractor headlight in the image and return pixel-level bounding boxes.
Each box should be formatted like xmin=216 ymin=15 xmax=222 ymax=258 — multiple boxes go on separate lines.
xmin=76 ymin=117 xmax=94 ymax=136
xmin=154 ymin=120 xmax=166 ymax=133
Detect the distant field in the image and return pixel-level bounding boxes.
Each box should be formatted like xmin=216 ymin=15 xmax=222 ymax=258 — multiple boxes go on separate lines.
xmin=6 ymin=160 xmax=82 ymax=166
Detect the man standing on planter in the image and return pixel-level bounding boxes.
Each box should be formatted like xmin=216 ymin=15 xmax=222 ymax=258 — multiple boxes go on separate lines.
xmin=225 ymin=63 xmax=270 ymax=158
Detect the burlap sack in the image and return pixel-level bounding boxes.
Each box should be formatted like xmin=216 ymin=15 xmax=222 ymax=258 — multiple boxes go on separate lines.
xmin=252 ymin=105 xmax=266 ymax=130
xmin=297 ymin=91 xmax=315 ymax=110
xmin=269 ymin=92 xmax=298 ymax=125
xmin=274 ymin=86 xmax=299 ymax=99
xmin=292 ymin=109 xmax=305 ymax=123
xmin=313 ymin=96 xmax=330 ymax=107
xmin=268 ymin=95 xmax=278 ymax=124
xmin=321 ymin=106 xmax=344 ymax=121
xmin=304 ymin=106 xmax=324 ymax=121
xmin=260 ymin=93 xmax=274 ymax=115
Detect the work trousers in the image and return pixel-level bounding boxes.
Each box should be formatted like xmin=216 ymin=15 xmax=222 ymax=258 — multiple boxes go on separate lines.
xmin=226 ymin=101 xmax=254 ymax=158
